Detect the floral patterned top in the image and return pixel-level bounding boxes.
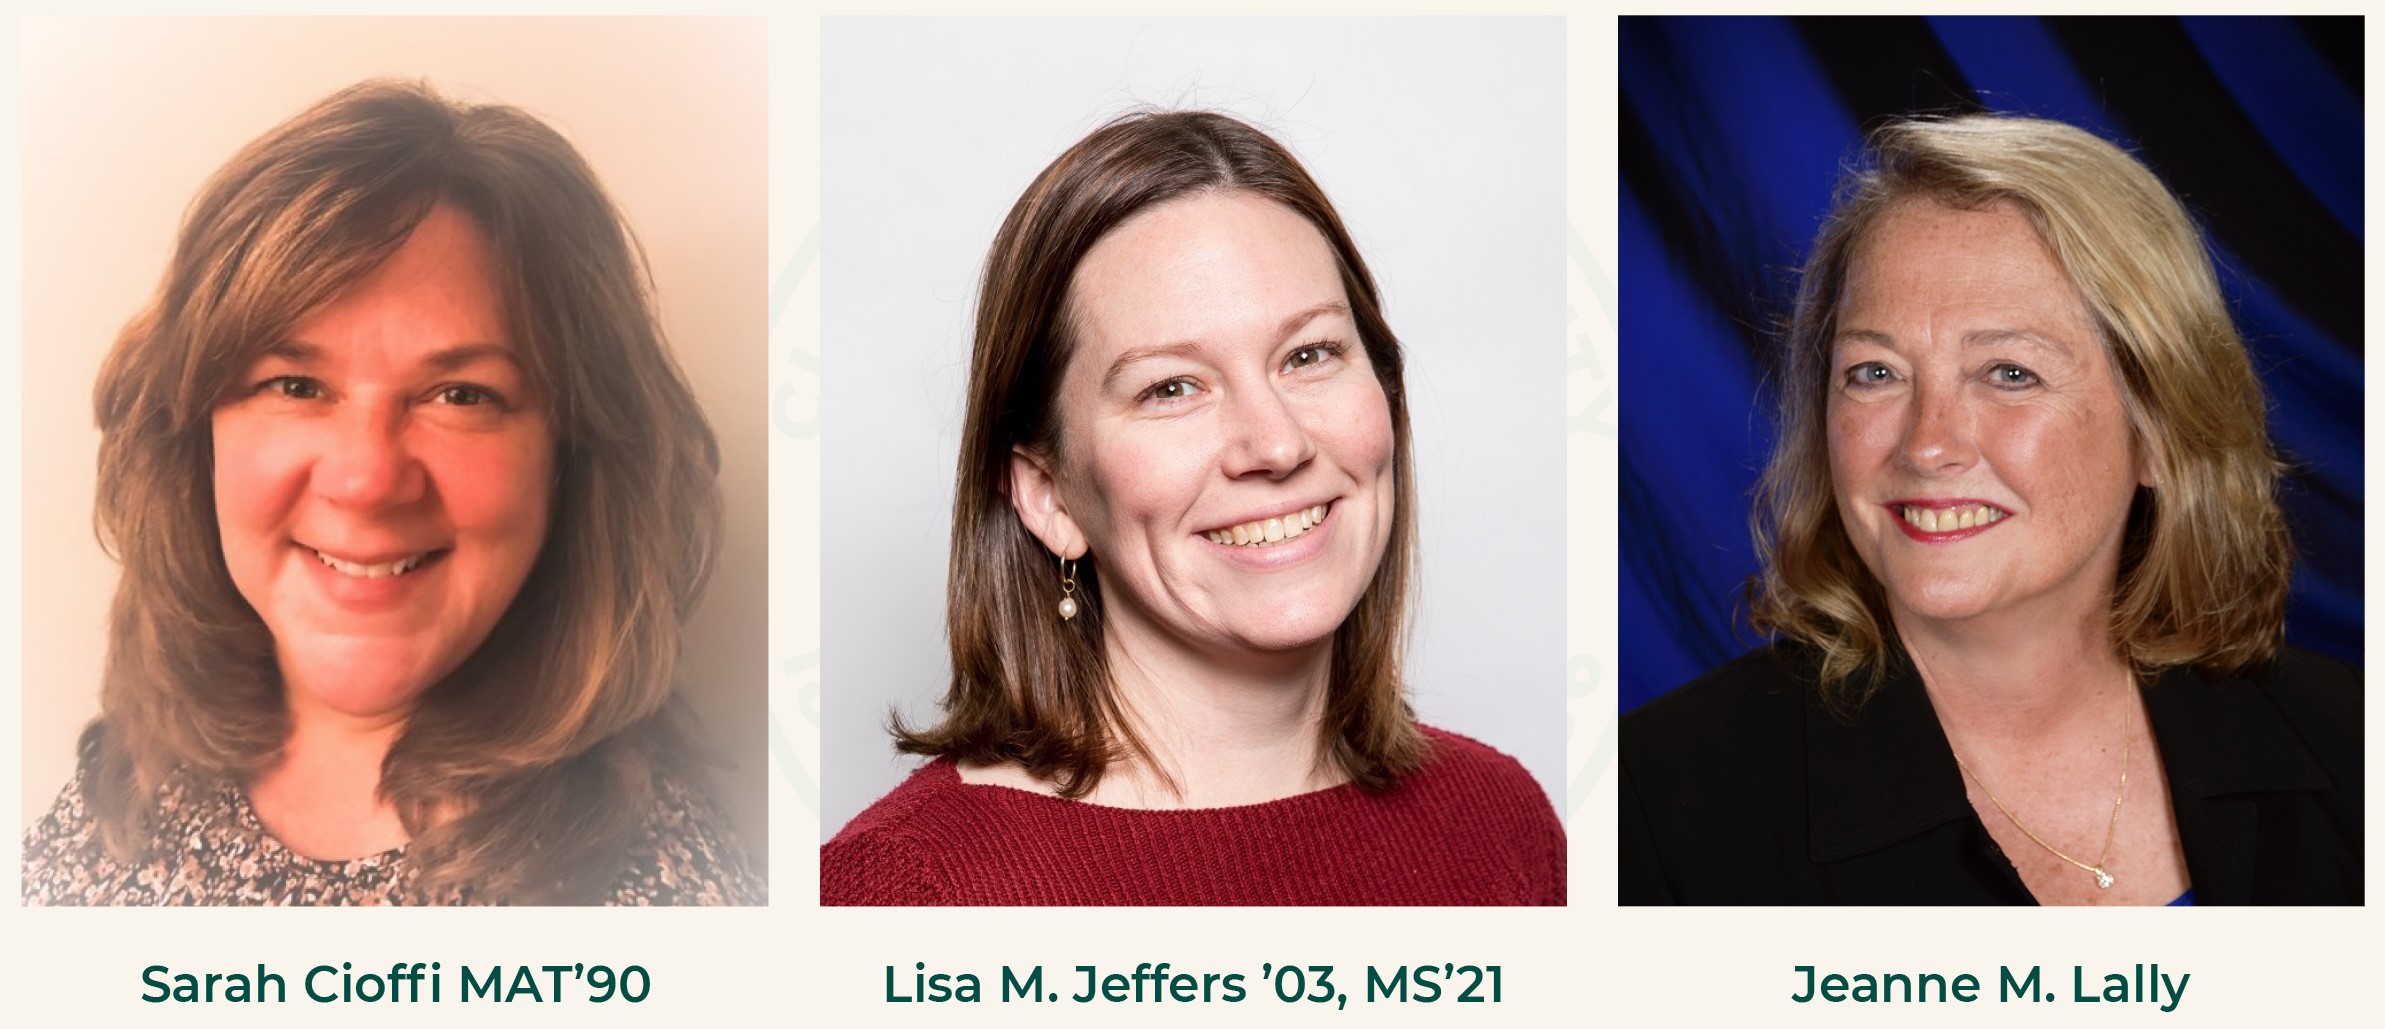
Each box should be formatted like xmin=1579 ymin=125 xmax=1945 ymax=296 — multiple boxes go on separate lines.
xmin=22 ymin=759 xmax=761 ymax=906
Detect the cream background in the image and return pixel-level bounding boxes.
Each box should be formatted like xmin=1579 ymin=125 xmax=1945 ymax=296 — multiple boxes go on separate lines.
xmin=13 ymin=19 xmax=769 ymax=874
xmin=0 ymin=7 xmax=2376 ymax=1029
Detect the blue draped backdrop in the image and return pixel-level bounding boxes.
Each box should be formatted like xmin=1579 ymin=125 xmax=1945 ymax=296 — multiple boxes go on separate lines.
xmin=1620 ymin=16 xmax=2363 ymax=712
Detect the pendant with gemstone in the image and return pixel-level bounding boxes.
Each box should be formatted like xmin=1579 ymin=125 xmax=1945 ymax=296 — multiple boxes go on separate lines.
xmin=2094 ymin=869 xmax=2114 ymax=889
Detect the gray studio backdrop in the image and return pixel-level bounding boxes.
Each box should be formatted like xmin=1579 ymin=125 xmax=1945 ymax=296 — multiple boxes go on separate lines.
xmin=822 ymin=17 xmax=1564 ymax=838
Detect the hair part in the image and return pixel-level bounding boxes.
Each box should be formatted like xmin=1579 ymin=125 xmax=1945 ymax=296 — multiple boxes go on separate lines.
xmin=896 ymin=110 xmax=1428 ymax=794
xmin=88 ymin=79 xmax=723 ymax=902
xmin=1750 ymin=114 xmax=2290 ymax=708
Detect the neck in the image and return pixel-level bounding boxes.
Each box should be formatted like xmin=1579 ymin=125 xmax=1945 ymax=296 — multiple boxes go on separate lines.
xmin=1895 ymin=605 xmax=2133 ymax=742
xmin=278 ymin=704 xmax=407 ymax=781
xmin=1084 ymin=614 xmax=1339 ymax=809
xmin=246 ymin=691 xmax=413 ymax=859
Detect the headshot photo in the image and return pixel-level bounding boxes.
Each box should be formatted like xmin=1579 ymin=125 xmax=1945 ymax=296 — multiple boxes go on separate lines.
xmin=18 ymin=18 xmax=766 ymax=905
xmin=818 ymin=18 xmax=1565 ymax=905
xmin=1617 ymin=16 xmax=2361 ymax=905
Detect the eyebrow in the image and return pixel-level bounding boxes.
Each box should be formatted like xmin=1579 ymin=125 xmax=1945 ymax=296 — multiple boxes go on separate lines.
xmin=1959 ymin=328 xmax=2073 ymax=355
xmin=1831 ymin=328 xmax=2073 ymax=355
xmin=258 ymin=340 xmax=522 ymax=373
xmin=1098 ymin=300 xmax=1353 ymax=392
xmin=420 ymin=342 xmax=523 ymax=373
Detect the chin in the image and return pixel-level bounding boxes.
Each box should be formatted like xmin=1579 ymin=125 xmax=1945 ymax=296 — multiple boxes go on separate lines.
xmin=293 ymin=681 xmax=432 ymax=721
xmin=1881 ymin=579 xmax=2004 ymax=625
xmin=1221 ymin=600 xmax=1354 ymax=654
xmin=1229 ymin=625 xmax=1342 ymax=654
xmin=278 ymin=640 xmax=444 ymax=720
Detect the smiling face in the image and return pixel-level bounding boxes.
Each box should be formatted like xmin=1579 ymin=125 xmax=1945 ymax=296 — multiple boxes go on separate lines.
xmin=1011 ymin=191 xmax=1397 ymax=663
xmin=212 ymin=204 xmax=553 ymax=724
xmin=1826 ymin=199 xmax=2146 ymax=633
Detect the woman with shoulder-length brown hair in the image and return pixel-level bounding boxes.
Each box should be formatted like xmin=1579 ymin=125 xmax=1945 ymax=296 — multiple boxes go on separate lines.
xmin=822 ymin=110 xmax=1564 ymax=906
xmin=21 ymin=79 xmax=757 ymax=905
xmin=1620 ymin=114 xmax=2360 ymax=905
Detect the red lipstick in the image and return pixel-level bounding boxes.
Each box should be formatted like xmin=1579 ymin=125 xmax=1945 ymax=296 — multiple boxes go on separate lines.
xmin=1884 ymin=498 xmax=2011 ymax=544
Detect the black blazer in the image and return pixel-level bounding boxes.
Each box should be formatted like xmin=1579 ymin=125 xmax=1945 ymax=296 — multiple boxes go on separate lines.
xmin=1619 ymin=644 xmax=2361 ymax=904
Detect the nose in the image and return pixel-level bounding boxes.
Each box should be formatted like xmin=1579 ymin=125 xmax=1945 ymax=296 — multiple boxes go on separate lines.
xmin=1897 ymin=378 xmax=1977 ymax=475
xmin=313 ymin=401 xmax=425 ymax=510
xmin=1220 ymin=384 xmax=1318 ymax=480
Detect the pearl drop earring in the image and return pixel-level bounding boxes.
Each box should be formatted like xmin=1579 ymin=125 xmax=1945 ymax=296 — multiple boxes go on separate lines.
xmin=1057 ymin=558 xmax=1079 ymax=621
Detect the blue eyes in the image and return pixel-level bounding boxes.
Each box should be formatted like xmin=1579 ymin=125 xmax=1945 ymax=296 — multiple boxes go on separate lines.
xmin=1987 ymin=364 xmax=2039 ymax=388
xmin=1839 ymin=362 xmax=2039 ymax=390
xmin=1845 ymin=363 xmax=1895 ymax=387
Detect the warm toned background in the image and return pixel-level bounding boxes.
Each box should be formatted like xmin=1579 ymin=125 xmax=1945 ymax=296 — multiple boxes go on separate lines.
xmin=15 ymin=17 xmax=769 ymax=876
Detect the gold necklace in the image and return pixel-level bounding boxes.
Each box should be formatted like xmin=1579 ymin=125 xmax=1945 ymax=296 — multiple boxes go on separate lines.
xmin=1951 ymin=684 xmax=2132 ymax=890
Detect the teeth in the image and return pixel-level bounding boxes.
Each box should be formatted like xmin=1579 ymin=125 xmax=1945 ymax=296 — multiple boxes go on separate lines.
xmin=313 ymin=549 xmax=430 ymax=579
xmin=1900 ymin=505 xmax=2004 ymax=533
xmin=1206 ymin=504 xmax=1329 ymax=548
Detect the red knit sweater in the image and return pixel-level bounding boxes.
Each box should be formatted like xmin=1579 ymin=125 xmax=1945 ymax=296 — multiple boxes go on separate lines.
xmin=822 ymin=726 xmax=1564 ymax=905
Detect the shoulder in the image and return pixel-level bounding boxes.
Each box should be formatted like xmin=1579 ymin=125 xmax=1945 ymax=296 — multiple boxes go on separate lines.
xmin=607 ymin=767 xmax=763 ymax=906
xmin=2203 ymin=644 xmax=2361 ymax=774
xmin=21 ymin=744 xmax=109 ymax=904
xmin=1625 ymin=644 xmax=1813 ymax=729
xmin=1621 ymin=644 xmax=1813 ymax=775
xmin=2244 ymin=644 xmax=2360 ymax=722
xmin=1406 ymin=726 xmax=1566 ymax=903
xmin=21 ymin=725 xmax=179 ymax=906
xmin=1403 ymin=725 xmax=1561 ymax=821
xmin=820 ymin=759 xmax=974 ymax=906
xmin=1410 ymin=725 xmax=1549 ymax=802
xmin=1617 ymin=646 xmax=1821 ymax=903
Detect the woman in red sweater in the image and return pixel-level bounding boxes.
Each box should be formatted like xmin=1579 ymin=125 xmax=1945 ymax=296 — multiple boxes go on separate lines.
xmin=821 ymin=111 xmax=1563 ymax=906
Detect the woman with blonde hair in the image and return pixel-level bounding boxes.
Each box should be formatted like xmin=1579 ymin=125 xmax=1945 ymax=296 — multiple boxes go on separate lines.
xmin=1621 ymin=114 xmax=2359 ymax=905
xmin=23 ymin=80 xmax=756 ymax=905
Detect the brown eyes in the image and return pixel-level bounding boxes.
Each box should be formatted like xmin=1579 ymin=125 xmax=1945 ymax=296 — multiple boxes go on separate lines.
xmin=247 ymin=377 xmax=509 ymax=410
xmin=436 ymin=385 xmax=502 ymax=407
xmin=1142 ymin=379 xmax=1200 ymax=403
xmin=257 ymin=375 xmax=326 ymax=400
xmin=1286 ymin=343 xmax=1337 ymax=369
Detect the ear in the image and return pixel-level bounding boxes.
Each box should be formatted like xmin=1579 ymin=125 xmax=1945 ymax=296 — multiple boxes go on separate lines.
xmin=1010 ymin=446 xmax=1088 ymax=560
xmin=2132 ymin=433 xmax=2159 ymax=490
